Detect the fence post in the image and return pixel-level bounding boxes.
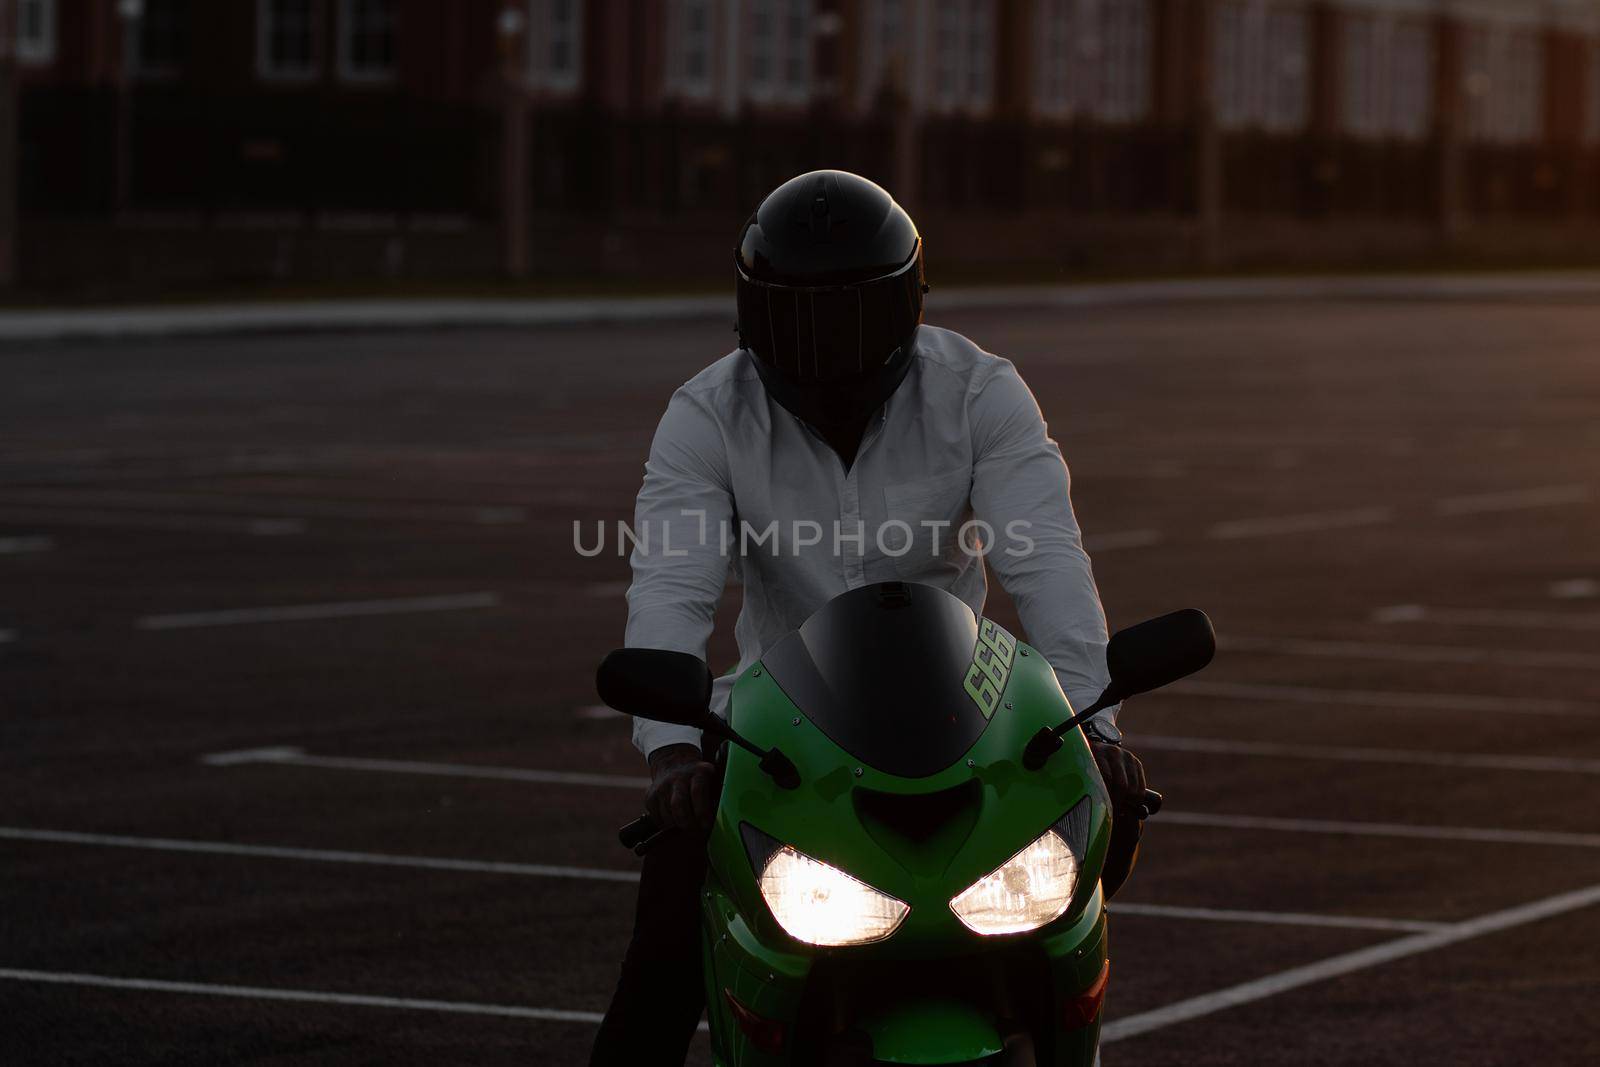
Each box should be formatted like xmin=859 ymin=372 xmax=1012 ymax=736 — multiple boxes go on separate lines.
xmin=0 ymin=0 xmax=17 ymax=289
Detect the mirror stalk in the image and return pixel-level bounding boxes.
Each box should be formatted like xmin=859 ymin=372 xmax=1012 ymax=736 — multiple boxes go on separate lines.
xmin=1022 ymin=688 xmax=1120 ymax=771
xmin=703 ymin=716 xmax=801 ymax=790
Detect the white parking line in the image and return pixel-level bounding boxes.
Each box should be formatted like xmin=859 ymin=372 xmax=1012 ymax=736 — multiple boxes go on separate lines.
xmin=1136 ymin=734 xmax=1600 ymax=776
xmin=1219 ymin=634 xmax=1600 ymax=671
xmin=0 ymin=969 xmax=608 ymax=1024
xmin=9 ymin=883 xmax=1600 ymax=1039
xmin=2 ymin=825 xmax=1450 ymax=934
xmin=0 ymin=827 xmax=640 ymax=882
xmin=138 ymin=592 xmax=501 ymax=631
xmin=1157 ymin=811 xmax=1600 ymax=850
xmin=0 ymin=489 xmax=527 ymax=526
xmin=199 ymin=746 xmax=647 ymax=788
xmin=1374 ymin=604 xmax=1600 ymax=631
xmin=1102 ymin=881 xmax=1600 ymax=1043
xmin=1169 ymin=679 xmax=1592 ymax=717
xmin=1434 ymin=484 xmax=1592 ymax=515
xmin=1084 ymin=529 xmax=1164 ymax=552
xmin=0 ymin=535 xmax=54 ymax=554
xmin=1550 ymin=578 xmax=1599 ymax=600
xmin=202 ymin=746 xmax=1600 ymax=849
xmin=1107 ymin=903 xmax=1445 ymax=934
xmin=1207 ymin=507 xmax=1393 ymax=540
xmin=0 ymin=507 xmax=304 ymax=536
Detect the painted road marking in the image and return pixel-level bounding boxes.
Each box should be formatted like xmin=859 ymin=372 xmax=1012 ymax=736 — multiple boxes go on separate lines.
xmin=0 ymin=827 xmax=640 ymax=883
xmin=1157 ymin=812 xmax=1600 ymax=850
xmin=1434 ymin=484 xmax=1592 ymax=515
xmin=0 ymin=507 xmax=304 ymax=536
xmin=0 ymin=488 xmax=526 ymax=526
xmin=1102 ymin=881 xmax=1600 ymax=1043
xmin=1136 ymin=734 xmax=1600 ymax=776
xmin=1219 ymin=634 xmax=1600 ymax=671
xmin=1207 ymin=507 xmax=1393 ymax=540
xmin=1549 ymin=578 xmax=1599 ymax=600
xmin=1169 ymin=679 xmax=1592 ymax=717
xmin=1084 ymin=529 xmax=1164 ymax=552
xmin=1108 ymin=903 xmax=1445 ymax=934
xmin=1374 ymin=604 xmax=1600 ymax=631
xmin=198 ymin=748 xmax=1600 ymax=847
xmin=1 ymin=826 xmax=1449 ymax=934
xmin=0 ymin=535 xmax=54 ymax=554
xmin=138 ymin=592 xmax=501 ymax=631
xmin=199 ymin=746 xmax=648 ymax=788
xmin=0 ymin=968 xmax=607 ymax=1024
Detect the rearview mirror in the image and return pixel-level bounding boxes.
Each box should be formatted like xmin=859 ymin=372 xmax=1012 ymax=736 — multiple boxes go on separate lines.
xmin=1105 ymin=609 xmax=1215 ymax=701
xmin=595 ymin=648 xmax=715 ymax=728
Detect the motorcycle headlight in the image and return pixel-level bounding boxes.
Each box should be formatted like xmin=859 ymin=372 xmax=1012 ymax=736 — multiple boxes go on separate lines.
xmin=757 ymin=845 xmax=910 ymax=947
xmin=949 ymin=829 xmax=1079 ymax=936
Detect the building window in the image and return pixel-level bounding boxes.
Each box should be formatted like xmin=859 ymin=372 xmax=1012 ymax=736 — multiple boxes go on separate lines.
xmin=339 ymin=0 xmax=395 ymax=82
xmin=16 ymin=0 xmax=57 ymax=65
xmin=931 ymin=0 xmax=995 ymax=114
xmin=668 ymin=0 xmax=714 ymax=99
xmin=747 ymin=0 xmax=811 ymax=104
xmin=782 ymin=0 xmax=811 ymax=98
xmin=1034 ymin=0 xmax=1152 ymax=123
xmin=135 ymin=0 xmax=188 ymax=77
xmin=1341 ymin=12 xmax=1433 ymax=141
xmin=859 ymin=0 xmax=907 ymax=107
xmin=1212 ymin=0 xmax=1309 ymax=134
xmin=1587 ymin=40 xmax=1600 ymax=146
xmin=258 ymin=0 xmax=321 ymax=80
xmin=529 ymin=0 xmax=583 ymax=91
xmin=1463 ymin=23 xmax=1543 ymax=146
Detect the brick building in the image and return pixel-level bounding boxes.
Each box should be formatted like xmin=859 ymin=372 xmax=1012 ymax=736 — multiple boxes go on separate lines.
xmin=4 ymin=1 xmax=1600 ymax=290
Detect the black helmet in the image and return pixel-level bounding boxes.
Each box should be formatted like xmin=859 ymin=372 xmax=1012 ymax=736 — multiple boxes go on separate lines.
xmin=735 ymin=171 xmax=926 ymax=446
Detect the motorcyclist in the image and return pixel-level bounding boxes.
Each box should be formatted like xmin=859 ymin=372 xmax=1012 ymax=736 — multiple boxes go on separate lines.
xmin=591 ymin=170 xmax=1145 ymax=1066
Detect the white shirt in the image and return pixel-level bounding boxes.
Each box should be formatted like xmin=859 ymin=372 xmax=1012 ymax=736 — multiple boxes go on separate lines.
xmin=623 ymin=324 xmax=1118 ymax=758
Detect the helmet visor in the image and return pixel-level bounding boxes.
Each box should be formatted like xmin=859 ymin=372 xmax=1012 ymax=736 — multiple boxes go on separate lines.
xmin=737 ymin=249 xmax=923 ymax=384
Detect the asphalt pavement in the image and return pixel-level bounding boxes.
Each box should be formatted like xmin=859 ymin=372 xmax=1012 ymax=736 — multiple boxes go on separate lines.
xmin=3 ymin=289 xmax=1599 ymax=1064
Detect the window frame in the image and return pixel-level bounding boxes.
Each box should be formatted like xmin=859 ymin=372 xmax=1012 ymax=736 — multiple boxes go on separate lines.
xmin=257 ymin=0 xmax=324 ymax=83
xmin=1462 ymin=21 xmax=1543 ymax=147
xmin=1212 ymin=0 xmax=1309 ymax=135
xmin=337 ymin=0 xmax=397 ymax=85
xmin=133 ymin=0 xmax=189 ymax=80
xmin=527 ymin=0 xmax=583 ymax=93
xmin=668 ymin=0 xmax=715 ymax=101
xmin=930 ymin=0 xmax=995 ymax=116
xmin=1586 ymin=39 xmax=1600 ymax=146
xmin=16 ymin=0 xmax=58 ymax=66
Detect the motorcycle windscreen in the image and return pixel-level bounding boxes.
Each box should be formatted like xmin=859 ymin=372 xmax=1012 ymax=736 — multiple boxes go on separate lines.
xmin=758 ymin=582 xmax=993 ymax=779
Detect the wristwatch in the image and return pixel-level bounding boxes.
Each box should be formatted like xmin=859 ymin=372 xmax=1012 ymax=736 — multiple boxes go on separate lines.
xmin=1082 ymin=717 xmax=1123 ymax=746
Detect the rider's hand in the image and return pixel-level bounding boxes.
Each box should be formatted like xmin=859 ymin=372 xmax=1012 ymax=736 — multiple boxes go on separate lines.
xmin=1091 ymin=742 xmax=1147 ymax=811
xmin=645 ymin=744 xmax=718 ymax=832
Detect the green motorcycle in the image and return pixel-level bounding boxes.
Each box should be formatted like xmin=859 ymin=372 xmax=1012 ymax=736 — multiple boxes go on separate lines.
xmin=598 ymin=580 xmax=1214 ymax=1065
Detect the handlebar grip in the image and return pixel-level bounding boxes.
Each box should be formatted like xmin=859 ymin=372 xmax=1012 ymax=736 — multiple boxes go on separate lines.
xmin=618 ymin=814 xmax=671 ymax=856
xmin=1138 ymin=789 xmax=1164 ymax=818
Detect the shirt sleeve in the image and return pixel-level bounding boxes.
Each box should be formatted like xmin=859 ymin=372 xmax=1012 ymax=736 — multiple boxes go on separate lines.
xmin=968 ymin=359 xmax=1119 ymax=730
xmin=623 ymin=385 xmax=735 ymax=759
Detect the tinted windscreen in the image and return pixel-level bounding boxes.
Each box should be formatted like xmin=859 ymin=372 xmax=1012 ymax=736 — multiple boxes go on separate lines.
xmin=759 ymin=582 xmax=992 ymax=778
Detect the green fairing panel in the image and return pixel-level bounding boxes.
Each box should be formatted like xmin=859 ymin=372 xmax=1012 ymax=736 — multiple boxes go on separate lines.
xmin=703 ymin=632 xmax=1113 ymax=960
xmin=858 ymin=998 xmax=1006 ymax=1062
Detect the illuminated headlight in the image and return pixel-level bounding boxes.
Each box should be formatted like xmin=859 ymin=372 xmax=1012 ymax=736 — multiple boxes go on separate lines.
xmin=949 ymin=829 xmax=1079 ymax=936
xmin=757 ymin=846 xmax=910 ymax=947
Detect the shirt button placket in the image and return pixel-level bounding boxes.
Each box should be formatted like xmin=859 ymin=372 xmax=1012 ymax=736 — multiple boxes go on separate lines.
xmin=841 ymin=467 xmax=865 ymax=589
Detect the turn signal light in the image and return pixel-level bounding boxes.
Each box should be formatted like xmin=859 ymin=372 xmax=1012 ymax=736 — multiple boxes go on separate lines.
xmin=1062 ymin=959 xmax=1110 ymax=1030
xmin=723 ymin=988 xmax=787 ymax=1053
